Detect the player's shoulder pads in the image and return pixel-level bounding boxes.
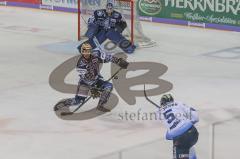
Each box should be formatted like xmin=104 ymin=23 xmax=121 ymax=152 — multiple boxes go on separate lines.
xmin=112 ymin=11 xmax=121 ymax=18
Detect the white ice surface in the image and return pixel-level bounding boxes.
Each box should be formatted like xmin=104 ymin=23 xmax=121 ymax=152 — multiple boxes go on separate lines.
xmin=0 ymin=7 xmax=240 ymax=159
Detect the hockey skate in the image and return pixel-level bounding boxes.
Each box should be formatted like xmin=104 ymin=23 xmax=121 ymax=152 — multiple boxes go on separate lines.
xmin=54 ymin=98 xmax=74 ymax=111
xmin=54 ymin=96 xmax=85 ymax=111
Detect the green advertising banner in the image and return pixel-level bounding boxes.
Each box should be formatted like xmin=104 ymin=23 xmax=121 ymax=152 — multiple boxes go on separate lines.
xmin=137 ymin=0 xmax=240 ymax=27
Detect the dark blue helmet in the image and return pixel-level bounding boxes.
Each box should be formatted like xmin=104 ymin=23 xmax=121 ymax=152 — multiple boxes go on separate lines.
xmin=106 ymin=2 xmax=114 ymax=10
xmin=160 ymin=94 xmax=174 ymax=106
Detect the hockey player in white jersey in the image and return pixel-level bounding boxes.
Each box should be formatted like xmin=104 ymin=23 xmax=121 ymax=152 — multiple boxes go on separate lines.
xmin=160 ymin=94 xmax=199 ymax=159
xmin=143 ymin=88 xmax=199 ymax=159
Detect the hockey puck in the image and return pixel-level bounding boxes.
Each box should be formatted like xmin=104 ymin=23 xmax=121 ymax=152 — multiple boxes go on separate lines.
xmin=114 ymin=76 xmax=118 ymax=79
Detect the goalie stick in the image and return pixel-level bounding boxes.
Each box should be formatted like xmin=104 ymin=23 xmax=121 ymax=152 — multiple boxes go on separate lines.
xmin=60 ymin=67 xmax=123 ymax=116
xmin=143 ymin=84 xmax=161 ymax=109
xmin=93 ymin=36 xmax=105 ymax=54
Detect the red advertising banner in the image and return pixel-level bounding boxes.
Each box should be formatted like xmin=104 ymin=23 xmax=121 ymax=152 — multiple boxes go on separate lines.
xmin=6 ymin=0 xmax=41 ymax=4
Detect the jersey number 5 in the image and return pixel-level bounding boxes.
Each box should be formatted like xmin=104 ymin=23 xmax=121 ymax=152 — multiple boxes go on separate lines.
xmin=163 ymin=109 xmax=175 ymax=124
xmin=163 ymin=109 xmax=180 ymax=130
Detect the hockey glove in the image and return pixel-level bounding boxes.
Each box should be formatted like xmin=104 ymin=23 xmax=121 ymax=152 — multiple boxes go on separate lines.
xmin=115 ymin=21 xmax=127 ymax=33
xmin=115 ymin=25 xmax=124 ymax=33
xmin=90 ymin=87 xmax=101 ymax=99
xmin=117 ymin=58 xmax=129 ymax=69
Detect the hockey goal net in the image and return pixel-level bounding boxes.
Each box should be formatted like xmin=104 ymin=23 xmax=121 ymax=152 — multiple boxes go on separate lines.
xmin=77 ymin=0 xmax=155 ymax=48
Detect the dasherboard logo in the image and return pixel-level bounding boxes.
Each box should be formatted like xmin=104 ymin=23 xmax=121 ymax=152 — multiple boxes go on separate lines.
xmin=138 ymin=0 xmax=162 ymax=16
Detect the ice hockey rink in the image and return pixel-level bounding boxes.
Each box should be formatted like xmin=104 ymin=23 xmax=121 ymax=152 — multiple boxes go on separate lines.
xmin=1 ymin=7 xmax=240 ymax=159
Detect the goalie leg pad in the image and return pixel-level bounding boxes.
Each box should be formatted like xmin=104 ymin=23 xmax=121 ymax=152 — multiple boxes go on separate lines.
xmin=95 ymin=30 xmax=108 ymax=45
xmin=106 ymin=29 xmax=125 ymax=44
xmin=119 ymin=39 xmax=136 ymax=54
xmin=85 ymin=23 xmax=99 ymax=39
xmin=86 ymin=30 xmax=108 ymax=49
xmin=106 ymin=29 xmax=136 ymax=54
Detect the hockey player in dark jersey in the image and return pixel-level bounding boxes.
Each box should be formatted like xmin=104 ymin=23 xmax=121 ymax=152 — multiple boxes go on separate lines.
xmin=83 ymin=2 xmax=136 ymax=54
xmin=74 ymin=43 xmax=128 ymax=112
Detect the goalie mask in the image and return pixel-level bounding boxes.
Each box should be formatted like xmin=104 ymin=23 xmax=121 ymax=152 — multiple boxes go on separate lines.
xmin=81 ymin=43 xmax=92 ymax=59
xmin=106 ymin=2 xmax=114 ymax=15
xmin=160 ymin=94 xmax=174 ymax=107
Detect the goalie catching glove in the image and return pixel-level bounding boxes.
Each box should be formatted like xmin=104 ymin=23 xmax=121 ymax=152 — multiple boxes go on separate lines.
xmin=117 ymin=58 xmax=129 ymax=69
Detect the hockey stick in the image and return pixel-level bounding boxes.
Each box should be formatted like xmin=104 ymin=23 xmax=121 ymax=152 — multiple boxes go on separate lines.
xmin=143 ymin=84 xmax=161 ymax=109
xmin=93 ymin=36 xmax=105 ymax=53
xmin=61 ymin=67 xmax=122 ymax=116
